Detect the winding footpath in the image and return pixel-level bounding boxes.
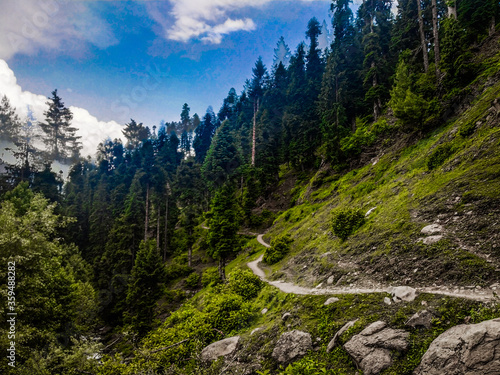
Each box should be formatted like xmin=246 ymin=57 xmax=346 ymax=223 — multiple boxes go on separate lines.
xmin=246 ymin=234 xmax=498 ymax=302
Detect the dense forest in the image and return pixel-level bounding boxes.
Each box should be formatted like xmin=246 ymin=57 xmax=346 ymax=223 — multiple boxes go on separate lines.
xmin=1 ymin=0 xmax=500 ymax=374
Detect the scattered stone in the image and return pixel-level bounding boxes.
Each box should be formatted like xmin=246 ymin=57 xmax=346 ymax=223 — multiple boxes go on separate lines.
xmin=315 ymin=282 xmax=323 ymax=289
xmin=383 ymin=297 xmax=392 ymax=305
xmin=422 ymin=235 xmax=444 ymax=245
xmin=405 ymin=310 xmax=433 ymax=329
xmin=365 ymin=207 xmax=377 ymax=217
xmin=327 ymin=319 xmax=359 ymax=353
xmin=261 ymin=308 xmax=268 ymax=315
xmin=414 ymin=318 xmax=500 ymax=375
xmin=282 ymin=313 xmax=292 ymax=321
xmin=327 ymin=276 xmax=335 ymax=285
xmin=421 ymin=224 xmax=444 ymax=235
xmin=344 ymin=321 xmax=409 ymax=375
xmin=391 ymin=286 xmax=417 ymax=302
xmin=324 ymin=297 xmax=340 ymax=306
xmin=272 ymin=330 xmax=312 ymax=364
xmin=201 ymin=336 xmax=240 ymax=362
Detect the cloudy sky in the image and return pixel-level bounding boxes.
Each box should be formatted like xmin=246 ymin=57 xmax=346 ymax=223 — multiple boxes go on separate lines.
xmin=0 ymin=0 xmax=344 ymax=158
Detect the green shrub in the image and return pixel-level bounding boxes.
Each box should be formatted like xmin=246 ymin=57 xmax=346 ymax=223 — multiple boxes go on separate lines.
xmin=459 ymin=122 xmax=476 ymax=137
xmin=331 ymin=208 xmax=365 ymax=241
xmin=427 ymin=143 xmax=455 ymax=170
xmin=228 ymin=268 xmax=263 ymax=300
xmin=165 ymin=263 xmax=193 ymax=280
xmin=204 ymin=293 xmax=253 ymax=334
xmin=264 ymin=234 xmax=293 ymax=264
xmin=185 ymin=272 xmax=200 ymax=289
xmin=201 ymin=267 xmax=221 ymax=287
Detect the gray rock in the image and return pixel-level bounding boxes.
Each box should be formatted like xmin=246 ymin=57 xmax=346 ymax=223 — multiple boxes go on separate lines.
xmin=324 ymin=297 xmax=340 ymax=306
xmin=327 ymin=319 xmax=359 ymax=353
xmin=414 ymin=318 xmax=500 ymax=375
xmin=261 ymin=308 xmax=268 ymax=314
xmin=422 ymin=235 xmax=444 ymax=245
xmin=365 ymin=207 xmax=377 ymax=217
xmin=421 ymin=224 xmax=443 ymax=235
xmin=391 ymin=286 xmax=417 ymax=302
xmin=383 ymin=297 xmax=392 ymax=305
xmin=327 ymin=276 xmax=335 ymax=285
xmin=272 ymin=330 xmax=312 ymax=363
xmin=344 ymin=321 xmax=409 ymax=375
xmin=405 ymin=310 xmax=433 ymax=329
xmin=201 ymin=336 xmax=240 ymax=362
xmin=250 ymin=328 xmax=262 ymax=336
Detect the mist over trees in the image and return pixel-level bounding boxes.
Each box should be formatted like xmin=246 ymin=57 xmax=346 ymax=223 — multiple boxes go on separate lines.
xmin=0 ymin=0 xmax=499 ymax=373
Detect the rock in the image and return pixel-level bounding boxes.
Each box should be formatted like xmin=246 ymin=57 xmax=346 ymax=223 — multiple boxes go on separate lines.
xmin=383 ymin=297 xmax=392 ymax=305
xmin=344 ymin=321 xmax=409 ymax=375
xmin=365 ymin=207 xmax=377 ymax=217
xmin=315 ymin=282 xmax=323 ymax=289
xmin=405 ymin=310 xmax=433 ymax=329
xmin=422 ymin=235 xmax=444 ymax=245
xmin=414 ymin=318 xmax=500 ymax=375
xmin=421 ymin=224 xmax=443 ymax=235
xmin=327 ymin=276 xmax=335 ymax=285
xmin=327 ymin=319 xmax=359 ymax=353
xmin=261 ymin=308 xmax=268 ymax=314
xmin=272 ymin=330 xmax=312 ymax=363
xmin=391 ymin=286 xmax=417 ymax=302
xmin=282 ymin=313 xmax=292 ymax=320
xmin=324 ymin=297 xmax=340 ymax=306
xmin=250 ymin=328 xmax=262 ymax=336
xmin=201 ymin=336 xmax=240 ymax=362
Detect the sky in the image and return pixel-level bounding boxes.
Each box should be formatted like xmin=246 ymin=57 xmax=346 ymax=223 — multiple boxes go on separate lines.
xmin=0 ymin=0 xmax=361 ymax=159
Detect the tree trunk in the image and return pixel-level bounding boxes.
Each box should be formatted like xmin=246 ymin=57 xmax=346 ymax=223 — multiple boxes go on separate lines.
xmin=447 ymin=1 xmax=457 ymax=19
xmin=431 ymin=0 xmax=440 ymax=74
xmin=188 ymin=246 xmax=192 ymax=267
xmin=372 ymin=61 xmax=381 ymax=121
xmin=251 ymin=100 xmax=257 ymax=167
xmin=144 ymin=183 xmax=150 ymax=241
xmin=163 ymin=189 xmax=168 ymax=262
xmin=218 ymin=257 xmax=226 ymax=282
xmin=156 ymin=205 xmax=161 ymax=253
xmin=417 ymin=0 xmax=430 ymax=73
xmin=491 ymin=16 xmax=496 ymax=36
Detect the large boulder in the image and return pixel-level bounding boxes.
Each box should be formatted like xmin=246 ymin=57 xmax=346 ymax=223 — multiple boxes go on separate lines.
xmin=344 ymin=321 xmax=409 ymax=375
xmin=414 ymin=318 xmax=500 ymax=375
xmin=201 ymin=336 xmax=240 ymax=362
xmin=272 ymin=330 xmax=312 ymax=363
xmin=391 ymin=286 xmax=417 ymax=302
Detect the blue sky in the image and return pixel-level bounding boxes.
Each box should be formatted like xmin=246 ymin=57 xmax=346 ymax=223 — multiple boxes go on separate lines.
xmin=2 ymin=0 xmax=334 ymax=131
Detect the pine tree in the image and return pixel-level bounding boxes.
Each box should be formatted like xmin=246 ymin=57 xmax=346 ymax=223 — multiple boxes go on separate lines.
xmin=248 ymin=58 xmax=268 ymax=166
xmin=193 ymin=106 xmax=217 ymax=164
xmin=39 ymin=90 xmax=81 ymax=162
xmin=0 ymin=95 xmax=21 ymax=142
xmin=122 ymin=119 xmax=149 ymax=150
xmin=125 ymin=239 xmax=165 ymax=336
xmin=206 ymin=184 xmax=240 ymax=281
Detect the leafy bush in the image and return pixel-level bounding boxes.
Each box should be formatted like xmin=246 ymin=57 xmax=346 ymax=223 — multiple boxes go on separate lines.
xmin=165 ymin=263 xmax=193 ymax=281
xmin=185 ymin=272 xmax=200 ymax=289
xmin=459 ymin=122 xmax=476 ymax=137
xmin=331 ymin=208 xmax=365 ymax=241
xmin=204 ymin=293 xmax=253 ymax=334
xmin=427 ymin=143 xmax=455 ymax=170
xmin=201 ymin=267 xmax=221 ymax=287
xmin=264 ymin=234 xmax=293 ymax=264
xmin=228 ymin=268 xmax=263 ymax=300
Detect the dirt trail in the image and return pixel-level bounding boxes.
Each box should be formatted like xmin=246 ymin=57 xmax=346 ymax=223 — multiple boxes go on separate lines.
xmin=247 ymin=235 xmax=498 ymax=302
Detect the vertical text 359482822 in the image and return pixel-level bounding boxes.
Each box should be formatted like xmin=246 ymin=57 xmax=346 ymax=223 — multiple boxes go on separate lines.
xmin=6 ymin=261 xmax=16 ymax=368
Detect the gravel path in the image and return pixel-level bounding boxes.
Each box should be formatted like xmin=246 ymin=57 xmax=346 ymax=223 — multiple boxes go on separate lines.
xmin=246 ymin=235 xmax=498 ymax=302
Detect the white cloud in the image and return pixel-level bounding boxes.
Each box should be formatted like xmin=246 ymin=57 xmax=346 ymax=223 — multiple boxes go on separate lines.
xmin=0 ymin=0 xmax=118 ymax=60
xmin=0 ymin=59 xmax=123 ymax=159
xmin=147 ymin=0 xmax=326 ymax=45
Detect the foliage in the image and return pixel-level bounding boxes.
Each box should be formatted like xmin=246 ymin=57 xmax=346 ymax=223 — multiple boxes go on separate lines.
xmin=201 ymin=267 xmax=222 ymax=287
xmin=427 ymin=143 xmax=455 ymax=170
xmin=185 ymin=272 xmax=200 ymax=289
xmin=331 ymin=207 xmax=365 ymax=241
xmin=264 ymin=234 xmax=293 ymax=264
xmin=459 ymin=122 xmax=477 ymax=137
xmin=228 ymin=268 xmax=264 ymax=300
